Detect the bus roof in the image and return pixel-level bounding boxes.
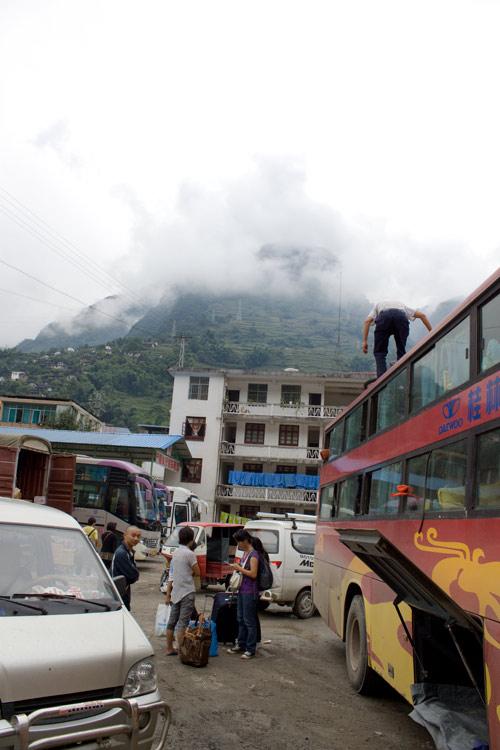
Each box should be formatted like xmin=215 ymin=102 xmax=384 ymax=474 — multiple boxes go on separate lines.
xmin=324 ymin=267 xmax=500 ymax=432
xmin=76 ymin=455 xmax=150 ymax=476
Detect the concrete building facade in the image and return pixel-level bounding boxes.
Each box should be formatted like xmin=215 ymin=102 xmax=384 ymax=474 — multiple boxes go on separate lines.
xmin=168 ymin=368 xmax=368 ymax=519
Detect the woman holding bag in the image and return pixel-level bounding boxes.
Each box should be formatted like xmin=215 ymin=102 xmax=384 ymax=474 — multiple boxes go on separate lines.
xmin=227 ymin=529 xmax=260 ymax=660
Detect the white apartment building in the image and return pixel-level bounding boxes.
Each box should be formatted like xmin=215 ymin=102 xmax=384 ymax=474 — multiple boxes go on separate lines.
xmin=168 ymin=367 xmax=368 ymax=520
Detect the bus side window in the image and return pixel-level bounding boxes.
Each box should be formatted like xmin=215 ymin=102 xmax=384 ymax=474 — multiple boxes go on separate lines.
xmin=406 ymin=453 xmax=429 ymax=514
xmin=367 ymin=462 xmax=402 ymax=516
xmin=411 ymin=316 xmax=470 ymax=412
xmin=480 ymin=292 xmax=500 ymax=372
xmin=329 ymin=423 xmax=344 ymax=458
xmin=338 ymin=476 xmax=362 ymax=518
xmin=344 ymin=403 xmax=367 ymax=452
xmin=374 ymin=369 xmax=407 ymax=434
xmin=319 ymin=484 xmax=335 ymax=519
xmin=109 ymin=487 xmax=130 ymax=522
xmin=476 ymin=428 xmax=500 ymax=508
xmin=428 ymin=439 xmax=467 ymax=511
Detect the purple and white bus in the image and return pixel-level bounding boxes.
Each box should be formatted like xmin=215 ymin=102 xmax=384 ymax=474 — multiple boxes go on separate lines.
xmin=72 ymin=456 xmax=162 ymax=553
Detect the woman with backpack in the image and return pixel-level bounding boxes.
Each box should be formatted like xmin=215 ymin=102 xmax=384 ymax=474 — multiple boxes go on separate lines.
xmin=227 ymin=529 xmax=272 ymax=660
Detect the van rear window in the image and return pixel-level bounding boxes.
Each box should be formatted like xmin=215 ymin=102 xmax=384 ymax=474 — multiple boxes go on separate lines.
xmin=291 ymin=533 xmax=315 ymax=555
xmin=249 ymin=529 xmax=279 ymax=554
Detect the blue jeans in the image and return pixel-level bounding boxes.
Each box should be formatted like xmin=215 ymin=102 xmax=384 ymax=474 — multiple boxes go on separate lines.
xmin=237 ymin=593 xmax=259 ymax=655
xmin=373 ymin=309 xmax=409 ymax=378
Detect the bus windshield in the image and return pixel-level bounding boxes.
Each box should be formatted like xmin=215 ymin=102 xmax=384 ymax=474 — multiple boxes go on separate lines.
xmin=135 ymin=482 xmax=156 ymax=524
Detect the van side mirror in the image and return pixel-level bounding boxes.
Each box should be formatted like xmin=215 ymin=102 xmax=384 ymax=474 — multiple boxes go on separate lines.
xmin=113 ymin=575 xmax=128 ymax=598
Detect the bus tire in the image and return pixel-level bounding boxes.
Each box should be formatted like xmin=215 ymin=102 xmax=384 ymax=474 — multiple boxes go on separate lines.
xmin=293 ymin=588 xmax=316 ymax=619
xmin=345 ymin=595 xmax=377 ymax=694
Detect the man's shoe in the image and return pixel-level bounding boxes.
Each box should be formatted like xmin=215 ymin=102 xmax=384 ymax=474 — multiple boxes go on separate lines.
xmin=227 ymin=645 xmax=243 ymax=654
xmin=240 ymin=651 xmax=255 ymax=660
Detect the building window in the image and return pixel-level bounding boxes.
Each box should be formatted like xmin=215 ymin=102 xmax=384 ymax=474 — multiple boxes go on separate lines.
xmin=271 ymin=507 xmax=295 ymax=515
xmin=281 ymin=384 xmax=301 ymax=406
xmin=275 ymin=464 xmax=297 ymax=474
xmin=184 ymin=416 xmax=206 ymax=440
xmin=181 ymin=459 xmax=203 ymax=483
xmin=188 ymin=376 xmax=209 ymax=400
xmin=242 ymin=463 xmax=263 ymax=473
xmin=248 ymin=383 xmax=268 ymax=404
xmin=226 ymin=389 xmax=240 ymax=403
xmin=244 ymin=423 xmax=265 ymax=444
xmin=279 ymin=424 xmax=299 ymax=446
xmin=239 ymin=505 xmax=260 ymax=519
xmin=305 ymin=467 xmax=318 ymax=476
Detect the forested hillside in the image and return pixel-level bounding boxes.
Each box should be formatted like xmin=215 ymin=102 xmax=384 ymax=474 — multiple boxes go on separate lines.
xmin=4 ymin=290 xmax=386 ymax=428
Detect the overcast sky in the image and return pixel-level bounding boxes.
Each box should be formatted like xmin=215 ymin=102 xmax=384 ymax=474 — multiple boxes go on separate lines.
xmin=0 ymin=0 xmax=499 ymax=347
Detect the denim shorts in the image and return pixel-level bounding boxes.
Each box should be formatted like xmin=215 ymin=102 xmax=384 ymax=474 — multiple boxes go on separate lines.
xmin=167 ymin=592 xmax=196 ymax=631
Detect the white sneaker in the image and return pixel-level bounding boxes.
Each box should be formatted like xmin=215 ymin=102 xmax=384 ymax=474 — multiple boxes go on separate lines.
xmin=240 ymin=651 xmax=255 ymax=660
xmin=227 ymin=645 xmax=243 ymax=654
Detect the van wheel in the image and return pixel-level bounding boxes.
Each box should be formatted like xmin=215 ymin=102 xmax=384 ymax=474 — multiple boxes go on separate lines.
xmin=293 ymin=588 xmax=316 ymax=619
xmin=345 ymin=595 xmax=377 ymax=694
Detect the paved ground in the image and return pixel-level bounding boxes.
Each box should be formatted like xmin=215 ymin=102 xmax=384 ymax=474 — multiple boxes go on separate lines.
xmin=133 ymin=559 xmax=434 ymax=750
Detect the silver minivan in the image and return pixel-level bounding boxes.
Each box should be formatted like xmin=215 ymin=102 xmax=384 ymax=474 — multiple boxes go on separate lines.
xmin=244 ymin=513 xmax=317 ymax=619
xmin=0 ymin=498 xmax=170 ymax=750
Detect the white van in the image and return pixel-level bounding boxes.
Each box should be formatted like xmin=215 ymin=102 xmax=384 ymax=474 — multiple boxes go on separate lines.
xmin=244 ymin=512 xmax=317 ymax=619
xmin=0 ymin=498 xmax=170 ymax=750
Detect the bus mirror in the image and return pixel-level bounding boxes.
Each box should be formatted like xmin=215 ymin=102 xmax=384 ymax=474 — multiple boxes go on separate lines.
xmin=113 ymin=575 xmax=128 ymax=598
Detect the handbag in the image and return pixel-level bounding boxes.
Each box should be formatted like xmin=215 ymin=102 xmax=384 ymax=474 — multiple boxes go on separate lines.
xmin=179 ymin=618 xmax=212 ymax=667
xmin=227 ymin=570 xmax=243 ymax=592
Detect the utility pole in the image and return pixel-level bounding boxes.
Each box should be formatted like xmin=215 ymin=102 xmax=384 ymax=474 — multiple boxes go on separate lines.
xmin=174 ymin=335 xmax=191 ymax=368
xmin=336 ymin=269 xmax=343 ymax=348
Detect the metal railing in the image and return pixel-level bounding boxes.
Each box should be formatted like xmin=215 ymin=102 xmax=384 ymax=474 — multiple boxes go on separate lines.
xmin=216 ymin=483 xmax=318 ymax=505
xmin=223 ymin=402 xmax=344 ymax=419
xmin=220 ymin=442 xmax=321 ymax=460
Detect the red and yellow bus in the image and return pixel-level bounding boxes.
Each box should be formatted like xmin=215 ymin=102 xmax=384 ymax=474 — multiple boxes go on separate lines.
xmin=314 ymin=269 xmax=500 ymax=747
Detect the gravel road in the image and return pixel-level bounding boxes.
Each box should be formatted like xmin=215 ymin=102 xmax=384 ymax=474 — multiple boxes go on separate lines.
xmin=133 ymin=559 xmax=433 ymax=750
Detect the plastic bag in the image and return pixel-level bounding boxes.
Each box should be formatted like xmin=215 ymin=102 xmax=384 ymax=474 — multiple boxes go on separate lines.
xmin=155 ymin=603 xmax=170 ymax=636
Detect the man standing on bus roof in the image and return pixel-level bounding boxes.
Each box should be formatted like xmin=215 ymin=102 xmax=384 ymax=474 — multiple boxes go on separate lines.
xmin=362 ymin=301 xmax=432 ymax=378
xmin=111 ymin=526 xmax=141 ymax=610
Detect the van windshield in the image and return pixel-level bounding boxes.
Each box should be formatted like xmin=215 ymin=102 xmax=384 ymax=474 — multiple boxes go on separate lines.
xmin=0 ymin=523 xmax=119 ymax=610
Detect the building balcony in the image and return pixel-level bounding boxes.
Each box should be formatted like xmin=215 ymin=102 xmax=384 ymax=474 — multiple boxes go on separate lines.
xmin=223 ymin=401 xmax=344 ymax=420
xmin=215 ymin=483 xmax=318 ymax=506
xmin=220 ymin=442 xmax=320 ymax=461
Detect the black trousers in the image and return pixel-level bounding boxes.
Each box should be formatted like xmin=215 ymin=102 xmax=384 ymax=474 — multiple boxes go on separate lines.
xmin=373 ymin=309 xmax=409 ymax=378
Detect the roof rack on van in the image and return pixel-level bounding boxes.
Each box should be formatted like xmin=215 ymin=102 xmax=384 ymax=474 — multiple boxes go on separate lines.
xmin=255 ymin=512 xmax=317 ymax=529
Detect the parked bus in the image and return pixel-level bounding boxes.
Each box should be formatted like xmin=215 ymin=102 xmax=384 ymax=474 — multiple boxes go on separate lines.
xmin=314 ymin=269 xmax=500 ymax=747
xmin=162 ymin=485 xmax=209 ymax=537
xmin=72 ymin=457 xmax=162 ymax=553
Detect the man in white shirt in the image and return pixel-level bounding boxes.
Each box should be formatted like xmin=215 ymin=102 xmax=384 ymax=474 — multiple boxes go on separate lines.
xmin=165 ymin=526 xmax=200 ymax=656
xmin=362 ymin=301 xmax=432 ymax=378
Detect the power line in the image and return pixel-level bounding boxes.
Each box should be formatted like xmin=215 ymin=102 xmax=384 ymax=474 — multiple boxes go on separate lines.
xmin=0 ymin=186 xmax=172 ymax=337
xmin=0 ymin=186 xmax=144 ymax=304
xmin=0 ymin=256 xmax=153 ymax=335
xmin=0 ymin=287 xmax=80 ymax=313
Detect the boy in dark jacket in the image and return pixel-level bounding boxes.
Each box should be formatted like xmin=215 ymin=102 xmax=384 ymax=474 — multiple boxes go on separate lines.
xmin=111 ymin=526 xmax=141 ymax=610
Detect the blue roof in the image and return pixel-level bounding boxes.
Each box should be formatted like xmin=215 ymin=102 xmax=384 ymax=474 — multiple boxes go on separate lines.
xmin=0 ymin=427 xmax=185 ymax=452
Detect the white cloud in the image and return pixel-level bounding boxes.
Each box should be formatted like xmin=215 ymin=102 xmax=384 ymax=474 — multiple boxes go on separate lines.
xmin=0 ymin=0 xmax=498 ymax=345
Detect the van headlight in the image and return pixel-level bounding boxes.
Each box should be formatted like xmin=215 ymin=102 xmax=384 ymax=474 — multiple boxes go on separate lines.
xmin=123 ymin=658 xmax=157 ymax=698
